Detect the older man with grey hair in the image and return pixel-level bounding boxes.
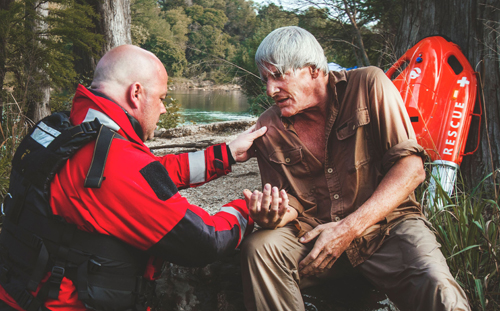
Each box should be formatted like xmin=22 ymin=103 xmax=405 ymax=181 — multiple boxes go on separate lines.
xmin=241 ymin=26 xmax=470 ymax=311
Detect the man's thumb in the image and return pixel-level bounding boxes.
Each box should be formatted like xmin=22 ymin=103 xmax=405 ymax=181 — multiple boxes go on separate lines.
xmin=299 ymin=227 xmax=321 ymax=243
xmin=243 ymin=189 xmax=252 ymax=203
xmin=251 ymin=126 xmax=267 ymax=138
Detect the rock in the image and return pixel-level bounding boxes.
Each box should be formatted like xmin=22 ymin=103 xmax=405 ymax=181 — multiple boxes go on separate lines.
xmin=153 ymin=253 xmax=399 ymax=311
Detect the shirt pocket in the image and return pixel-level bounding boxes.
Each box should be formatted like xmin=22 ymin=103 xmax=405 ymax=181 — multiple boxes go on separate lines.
xmin=269 ymin=147 xmax=310 ymax=178
xmin=336 ymin=108 xmax=372 ymax=172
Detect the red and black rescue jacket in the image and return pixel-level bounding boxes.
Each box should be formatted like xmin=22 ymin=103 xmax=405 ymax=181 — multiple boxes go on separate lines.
xmin=0 ymin=85 xmax=253 ymax=310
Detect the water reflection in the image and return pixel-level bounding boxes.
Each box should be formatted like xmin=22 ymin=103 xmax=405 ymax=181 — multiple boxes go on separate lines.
xmin=168 ymin=89 xmax=252 ymax=125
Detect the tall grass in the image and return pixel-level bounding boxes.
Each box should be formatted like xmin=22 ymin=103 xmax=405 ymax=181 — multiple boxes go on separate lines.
xmin=1 ymin=97 xmax=31 ymax=202
xmin=422 ymin=170 xmax=500 ymax=311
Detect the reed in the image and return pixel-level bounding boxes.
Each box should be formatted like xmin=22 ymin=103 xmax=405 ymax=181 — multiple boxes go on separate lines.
xmin=422 ymin=170 xmax=500 ymax=310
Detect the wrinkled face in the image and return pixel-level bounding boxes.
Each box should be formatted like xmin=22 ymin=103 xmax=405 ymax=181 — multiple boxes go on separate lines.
xmin=262 ymin=64 xmax=318 ymax=118
xmin=139 ymin=70 xmax=168 ymax=141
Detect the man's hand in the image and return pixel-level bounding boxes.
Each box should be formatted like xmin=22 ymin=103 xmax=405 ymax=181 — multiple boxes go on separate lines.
xmin=228 ymin=125 xmax=267 ymax=162
xmin=243 ymin=184 xmax=295 ymax=229
xmin=298 ymin=220 xmax=356 ymax=277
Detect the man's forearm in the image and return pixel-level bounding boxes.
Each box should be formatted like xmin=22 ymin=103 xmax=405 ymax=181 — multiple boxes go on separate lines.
xmin=343 ymin=155 xmax=425 ymax=237
xmin=275 ymin=207 xmax=298 ymax=228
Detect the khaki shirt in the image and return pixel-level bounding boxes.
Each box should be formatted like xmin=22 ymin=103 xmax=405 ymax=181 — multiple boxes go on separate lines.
xmin=254 ymin=66 xmax=427 ymax=266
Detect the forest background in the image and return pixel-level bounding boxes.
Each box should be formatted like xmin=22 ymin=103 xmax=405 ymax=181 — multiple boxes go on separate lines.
xmin=0 ymin=0 xmax=500 ymax=310
xmin=0 ymin=0 xmax=405 ymax=202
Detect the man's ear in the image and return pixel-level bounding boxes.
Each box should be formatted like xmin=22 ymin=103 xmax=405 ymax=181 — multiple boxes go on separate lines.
xmin=128 ymin=82 xmax=142 ymax=109
xmin=309 ymin=66 xmax=320 ymax=79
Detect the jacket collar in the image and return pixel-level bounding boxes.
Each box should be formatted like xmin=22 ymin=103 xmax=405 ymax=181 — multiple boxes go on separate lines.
xmin=70 ymin=85 xmax=144 ymax=146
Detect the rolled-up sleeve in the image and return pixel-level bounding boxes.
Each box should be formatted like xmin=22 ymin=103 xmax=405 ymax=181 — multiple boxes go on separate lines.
xmin=366 ymin=67 xmax=427 ymax=172
xmin=382 ymin=139 xmax=426 ymax=172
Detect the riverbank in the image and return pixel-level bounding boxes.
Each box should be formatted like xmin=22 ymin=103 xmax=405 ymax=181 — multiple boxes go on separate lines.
xmin=168 ymin=77 xmax=242 ymax=91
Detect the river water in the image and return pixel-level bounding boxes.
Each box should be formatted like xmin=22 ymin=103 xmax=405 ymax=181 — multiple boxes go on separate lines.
xmin=167 ymin=89 xmax=253 ymax=126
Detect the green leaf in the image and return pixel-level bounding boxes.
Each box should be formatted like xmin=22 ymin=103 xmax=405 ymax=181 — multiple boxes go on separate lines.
xmin=447 ymin=244 xmax=481 ymax=260
xmin=474 ymin=279 xmax=486 ymax=311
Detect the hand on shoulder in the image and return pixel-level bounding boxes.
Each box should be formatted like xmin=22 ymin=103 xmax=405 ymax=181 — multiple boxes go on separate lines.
xmin=228 ymin=125 xmax=267 ymax=162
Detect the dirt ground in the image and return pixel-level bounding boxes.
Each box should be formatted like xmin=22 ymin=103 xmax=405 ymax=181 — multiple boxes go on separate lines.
xmin=147 ymin=121 xmax=262 ymax=215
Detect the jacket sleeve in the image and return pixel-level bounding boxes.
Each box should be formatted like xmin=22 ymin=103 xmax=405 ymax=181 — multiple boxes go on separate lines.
xmin=146 ymin=196 xmax=254 ymax=266
xmin=155 ymin=143 xmax=233 ymax=189
xmin=51 ymin=141 xmax=253 ymax=268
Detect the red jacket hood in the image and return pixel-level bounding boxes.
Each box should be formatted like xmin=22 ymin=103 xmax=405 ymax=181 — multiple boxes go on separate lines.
xmin=70 ymin=84 xmax=144 ymax=146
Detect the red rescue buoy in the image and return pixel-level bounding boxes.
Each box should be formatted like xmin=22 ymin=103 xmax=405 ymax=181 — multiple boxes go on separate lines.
xmin=387 ymin=36 xmax=481 ymax=209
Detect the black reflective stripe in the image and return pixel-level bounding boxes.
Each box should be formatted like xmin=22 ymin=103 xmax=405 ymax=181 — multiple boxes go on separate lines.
xmin=147 ymin=209 xmax=238 ymax=267
xmin=213 ymin=145 xmax=225 ymax=170
xmin=226 ymin=146 xmax=236 ymax=165
xmin=214 ymin=159 xmax=224 ymax=170
xmin=214 ymin=145 xmax=222 ymax=161
xmin=84 ymin=125 xmax=115 ymax=188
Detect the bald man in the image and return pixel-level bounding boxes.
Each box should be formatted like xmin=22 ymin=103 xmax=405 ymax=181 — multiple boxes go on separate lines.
xmin=0 ymin=45 xmax=266 ymax=310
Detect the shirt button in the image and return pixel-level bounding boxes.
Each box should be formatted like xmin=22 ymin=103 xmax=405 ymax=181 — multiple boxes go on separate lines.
xmin=285 ymin=158 xmax=290 ymax=163
xmin=335 ymin=216 xmax=341 ymax=222
xmin=327 ymin=168 xmax=333 ymax=173
xmin=333 ymin=194 xmax=339 ymax=199
xmin=352 ymin=125 xmax=356 ymax=130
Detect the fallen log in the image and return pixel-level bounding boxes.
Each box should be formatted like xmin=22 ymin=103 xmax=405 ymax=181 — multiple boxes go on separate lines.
xmin=155 ymin=119 xmax=256 ymax=139
xmin=149 ymin=140 xmax=214 ymax=150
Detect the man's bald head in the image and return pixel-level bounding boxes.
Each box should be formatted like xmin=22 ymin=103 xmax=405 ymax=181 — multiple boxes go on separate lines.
xmin=90 ymin=45 xmax=168 ymax=102
xmin=89 ymin=45 xmax=169 ymax=141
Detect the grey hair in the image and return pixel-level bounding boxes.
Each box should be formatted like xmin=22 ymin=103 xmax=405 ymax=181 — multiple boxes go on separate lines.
xmin=255 ymin=26 xmax=329 ymax=79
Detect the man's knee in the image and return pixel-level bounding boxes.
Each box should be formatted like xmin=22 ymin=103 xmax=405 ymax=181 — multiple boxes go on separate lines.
xmin=417 ymin=266 xmax=470 ymax=311
xmin=240 ymin=227 xmax=306 ymax=269
xmin=240 ymin=230 xmax=267 ymax=261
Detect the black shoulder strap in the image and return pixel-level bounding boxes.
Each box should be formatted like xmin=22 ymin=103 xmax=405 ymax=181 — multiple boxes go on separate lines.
xmin=84 ymin=125 xmax=116 ymax=188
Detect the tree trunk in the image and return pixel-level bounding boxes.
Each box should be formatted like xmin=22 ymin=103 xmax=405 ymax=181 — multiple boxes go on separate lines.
xmin=342 ymin=0 xmax=370 ymax=66
xmin=97 ymin=0 xmax=132 ymax=53
xmin=73 ymin=0 xmax=131 ymax=86
xmin=32 ymin=1 xmax=51 ymax=122
xmin=395 ymin=0 xmax=500 ymax=189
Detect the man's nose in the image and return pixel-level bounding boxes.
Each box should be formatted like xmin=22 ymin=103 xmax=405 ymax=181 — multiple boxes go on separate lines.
xmin=160 ymin=101 xmax=167 ymax=114
xmin=266 ymin=80 xmax=278 ymax=97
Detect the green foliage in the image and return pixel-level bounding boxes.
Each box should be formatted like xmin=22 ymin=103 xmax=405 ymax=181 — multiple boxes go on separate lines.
xmin=247 ymin=93 xmax=274 ymax=115
xmin=1 ymin=0 xmax=102 ymax=121
xmin=131 ymin=0 xmax=189 ymax=77
xmin=50 ymin=89 xmax=73 ymax=112
xmin=232 ymin=4 xmax=299 ymax=112
xmin=163 ymin=8 xmax=191 ymax=47
xmin=223 ymin=0 xmax=256 ymax=42
xmin=157 ymin=96 xmax=183 ymax=130
xmin=143 ymin=35 xmax=188 ymax=78
xmin=0 ymin=99 xmax=29 ymax=201
xmin=421 ymin=170 xmax=500 ymax=310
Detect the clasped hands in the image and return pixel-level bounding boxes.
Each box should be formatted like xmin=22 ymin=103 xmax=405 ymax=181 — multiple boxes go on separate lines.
xmin=243 ymin=184 xmax=357 ymax=277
